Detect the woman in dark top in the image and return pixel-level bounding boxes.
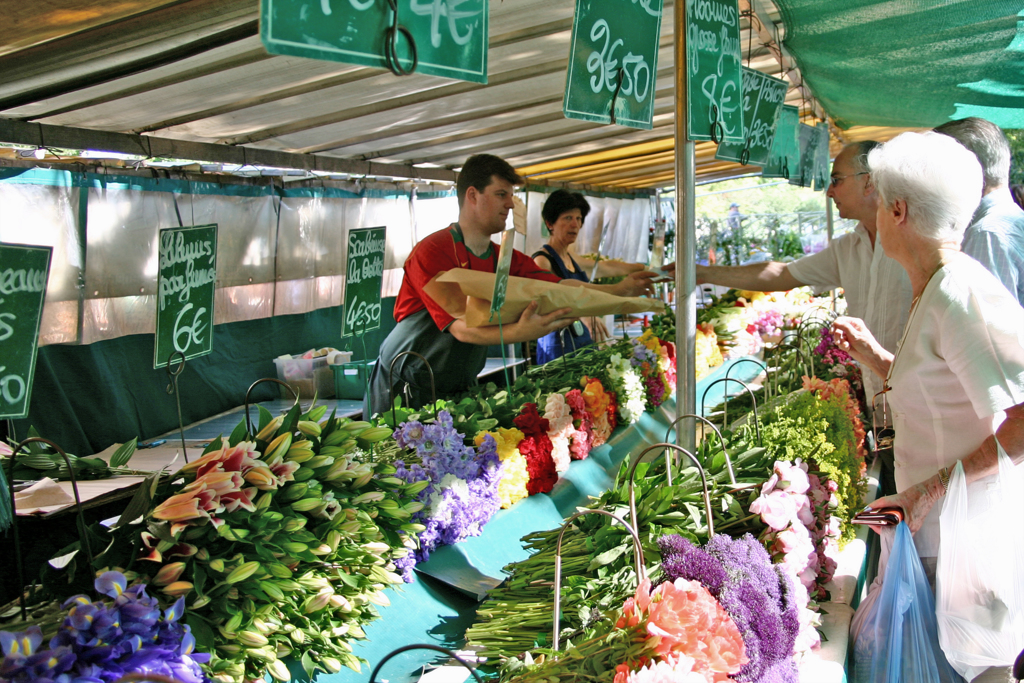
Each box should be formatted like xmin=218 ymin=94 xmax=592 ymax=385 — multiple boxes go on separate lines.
xmin=532 ymin=190 xmax=653 ymax=363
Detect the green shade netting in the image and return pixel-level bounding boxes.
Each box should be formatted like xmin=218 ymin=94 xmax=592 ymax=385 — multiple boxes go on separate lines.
xmin=773 ymin=0 xmax=1024 ymax=128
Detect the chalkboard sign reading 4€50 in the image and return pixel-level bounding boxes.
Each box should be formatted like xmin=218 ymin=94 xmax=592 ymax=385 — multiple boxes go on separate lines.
xmin=344 ymin=227 xmax=387 ymax=339
xmin=0 ymin=243 xmax=52 ymax=420
xmin=155 ymin=225 xmax=218 ymax=369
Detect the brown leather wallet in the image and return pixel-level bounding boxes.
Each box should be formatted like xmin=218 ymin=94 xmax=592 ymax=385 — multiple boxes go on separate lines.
xmin=851 ymin=506 xmax=904 ymax=526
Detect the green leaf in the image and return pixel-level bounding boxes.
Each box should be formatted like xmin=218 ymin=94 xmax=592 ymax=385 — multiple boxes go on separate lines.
xmin=587 ymin=545 xmax=628 ymax=572
xmin=228 ymin=420 xmax=248 ymax=447
xmin=112 ymin=470 xmax=162 ymax=528
xmin=109 ymin=438 xmax=138 ymax=468
xmin=282 ymin=404 xmax=301 ymax=434
xmin=202 ymin=437 xmax=223 ymax=455
xmin=185 ymin=613 xmax=216 ymax=651
xmin=257 ymin=404 xmax=274 ymax=434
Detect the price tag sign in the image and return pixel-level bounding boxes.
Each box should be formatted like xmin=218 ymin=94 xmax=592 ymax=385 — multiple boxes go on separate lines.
xmin=715 ymin=68 xmax=788 ymax=166
xmin=343 ymin=226 xmax=387 ymax=338
xmin=789 ymin=122 xmax=830 ymax=189
xmin=685 ymin=0 xmax=744 ymax=144
xmin=810 ymin=122 xmax=832 ymax=190
xmin=489 ymin=229 xmax=515 ymax=321
xmin=0 ymin=243 xmax=51 ymax=419
xmin=563 ymin=0 xmax=663 ymax=129
xmin=762 ymin=104 xmax=799 ymax=179
xmin=155 ymin=225 xmax=218 ymax=369
xmin=788 ymin=122 xmax=817 ymax=188
xmin=261 ymin=0 xmax=489 ymax=84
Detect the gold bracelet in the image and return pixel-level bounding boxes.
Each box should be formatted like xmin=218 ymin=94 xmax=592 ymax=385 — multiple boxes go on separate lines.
xmin=938 ymin=466 xmax=950 ymax=492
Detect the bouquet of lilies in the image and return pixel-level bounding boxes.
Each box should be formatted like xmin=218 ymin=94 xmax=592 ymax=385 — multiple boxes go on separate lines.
xmin=43 ymin=402 xmax=427 ymax=683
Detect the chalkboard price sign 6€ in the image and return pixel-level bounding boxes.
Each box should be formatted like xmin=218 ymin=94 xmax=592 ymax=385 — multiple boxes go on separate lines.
xmin=155 ymin=225 xmax=218 ymax=369
xmin=0 ymin=243 xmax=51 ymax=419
xmin=685 ymin=0 xmax=744 ymax=144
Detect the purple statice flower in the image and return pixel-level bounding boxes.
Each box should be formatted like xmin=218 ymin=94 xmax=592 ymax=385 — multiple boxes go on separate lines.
xmin=2 ymin=572 xmax=209 ymax=683
xmin=658 ymin=534 xmax=727 ymax=595
xmin=657 ymin=533 xmax=799 ymax=683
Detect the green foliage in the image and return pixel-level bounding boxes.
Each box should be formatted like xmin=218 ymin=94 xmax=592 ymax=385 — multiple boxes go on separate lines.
xmin=1006 ymin=129 xmax=1024 ymax=187
xmin=757 ymin=391 xmax=866 ymax=545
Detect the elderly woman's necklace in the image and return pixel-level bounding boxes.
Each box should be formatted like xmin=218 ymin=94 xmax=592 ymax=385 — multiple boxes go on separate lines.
xmin=883 ymin=252 xmax=956 ymax=391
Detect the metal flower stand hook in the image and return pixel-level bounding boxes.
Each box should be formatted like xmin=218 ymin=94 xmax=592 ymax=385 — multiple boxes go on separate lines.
xmin=666 ymin=413 xmax=736 ymax=486
xmin=368 ymin=644 xmax=482 ymax=683
xmin=165 ymin=351 xmax=190 ymax=463
xmin=7 ymin=436 xmax=93 ymax=620
xmin=725 ymin=357 xmax=768 ymax=403
xmin=626 ymin=443 xmax=716 ymax=547
xmin=552 ymin=509 xmax=645 ymax=652
xmin=388 ymin=350 xmax=436 ymax=428
xmin=243 ymin=378 xmax=299 ymax=439
xmin=700 ymin=377 xmax=762 ymax=446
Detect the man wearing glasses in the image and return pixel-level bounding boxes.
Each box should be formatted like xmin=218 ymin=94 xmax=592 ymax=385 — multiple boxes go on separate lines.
xmin=696 ymin=141 xmax=913 ymax=409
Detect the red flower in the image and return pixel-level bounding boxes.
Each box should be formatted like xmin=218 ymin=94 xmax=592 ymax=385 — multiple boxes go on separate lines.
xmin=518 ymin=434 xmax=557 ymax=495
xmin=606 ymin=391 xmax=619 ymax=431
xmin=514 ymin=402 xmax=550 ymax=439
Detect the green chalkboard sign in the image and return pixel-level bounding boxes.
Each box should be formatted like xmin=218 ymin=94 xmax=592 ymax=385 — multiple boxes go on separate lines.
xmin=0 ymin=243 xmax=51 ymax=419
xmin=789 ymin=122 xmax=830 ymax=189
xmin=811 ymin=122 xmax=832 ymax=190
xmin=715 ymin=68 xmax=788 ymax=166
xmin=155 ymin=225 xmax=218 ymax=369
xmin=261 ymin=0 xmax=488 ymax=84
xmin=489 ymin=229 xmax=515 ymax=321
xmin=563 ymin=0 xmax=663 ymax=129
xmin=788 ymin=122 xmax=816 ymax=188
xmin=343 ymin=226 xmax=387 ymax=339
xmin=685 ymin=0 xmax=744 ymax=144
xmin=762 ymin=104 xmax=799 ymax=179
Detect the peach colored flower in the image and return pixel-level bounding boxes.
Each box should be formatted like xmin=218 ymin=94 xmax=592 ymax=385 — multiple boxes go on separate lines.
xmin=647 ymin=579 xmax=747 ymax=676
xmin=153 ymin=490 xmax=210 ymax=523
xmin=182 ymin=440 xmax=259 ymax=477
xmin=243 ymin=464 xmax=278 ymax=490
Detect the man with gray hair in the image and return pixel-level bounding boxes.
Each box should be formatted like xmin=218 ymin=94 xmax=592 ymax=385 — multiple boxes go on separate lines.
xmin=697 ymin=141 xmax=913 ymax=409
xmin=935 ymin=116 xmax=1024 ymax=304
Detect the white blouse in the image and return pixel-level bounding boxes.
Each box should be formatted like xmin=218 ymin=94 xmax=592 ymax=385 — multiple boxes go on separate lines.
xmin=888 ymin=252 xmax=1024 ymax=556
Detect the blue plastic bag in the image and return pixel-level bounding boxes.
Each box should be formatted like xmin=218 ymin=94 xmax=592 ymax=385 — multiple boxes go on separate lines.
xmin=851 ymin=522 xmax=964 ymax=683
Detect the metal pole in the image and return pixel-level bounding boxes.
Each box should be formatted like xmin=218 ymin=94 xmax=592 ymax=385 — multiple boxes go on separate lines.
xmin=674 ymin=0 xmax=696 ymax=452
xmin=825 ymin=195 xmax=834 ymax=243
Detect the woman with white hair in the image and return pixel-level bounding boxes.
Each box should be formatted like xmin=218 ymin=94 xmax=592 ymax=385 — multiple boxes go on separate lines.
xmin=833 ymin=131 xmax=1024 ymax=681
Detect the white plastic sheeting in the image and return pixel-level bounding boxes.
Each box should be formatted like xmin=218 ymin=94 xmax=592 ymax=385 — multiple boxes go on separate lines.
xmin=524 ymin=190 xmax=651 ymax=268
xmin=1 ymin=173 xmax=654 ymax=346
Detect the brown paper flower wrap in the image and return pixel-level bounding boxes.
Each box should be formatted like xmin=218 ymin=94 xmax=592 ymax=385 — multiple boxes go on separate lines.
xmin=423 ymin=269 xmax=666 ymax=328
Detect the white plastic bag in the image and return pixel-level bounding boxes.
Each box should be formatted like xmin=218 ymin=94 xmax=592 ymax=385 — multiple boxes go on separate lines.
xmin=937 ymin=441 xmax=1024 ymax=681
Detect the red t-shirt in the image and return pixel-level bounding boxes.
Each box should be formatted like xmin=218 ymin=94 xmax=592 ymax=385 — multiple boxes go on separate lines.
xmin=393 ymin=224 xmax=561 ymax=330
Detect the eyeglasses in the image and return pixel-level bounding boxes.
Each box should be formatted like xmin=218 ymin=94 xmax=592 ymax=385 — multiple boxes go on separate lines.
xmin=829 ymin=172 xmax=868 ymax=188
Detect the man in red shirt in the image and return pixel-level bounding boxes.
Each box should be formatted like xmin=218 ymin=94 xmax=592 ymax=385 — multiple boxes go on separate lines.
xmin=368 ymin=154 xmax=656 ymax=415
